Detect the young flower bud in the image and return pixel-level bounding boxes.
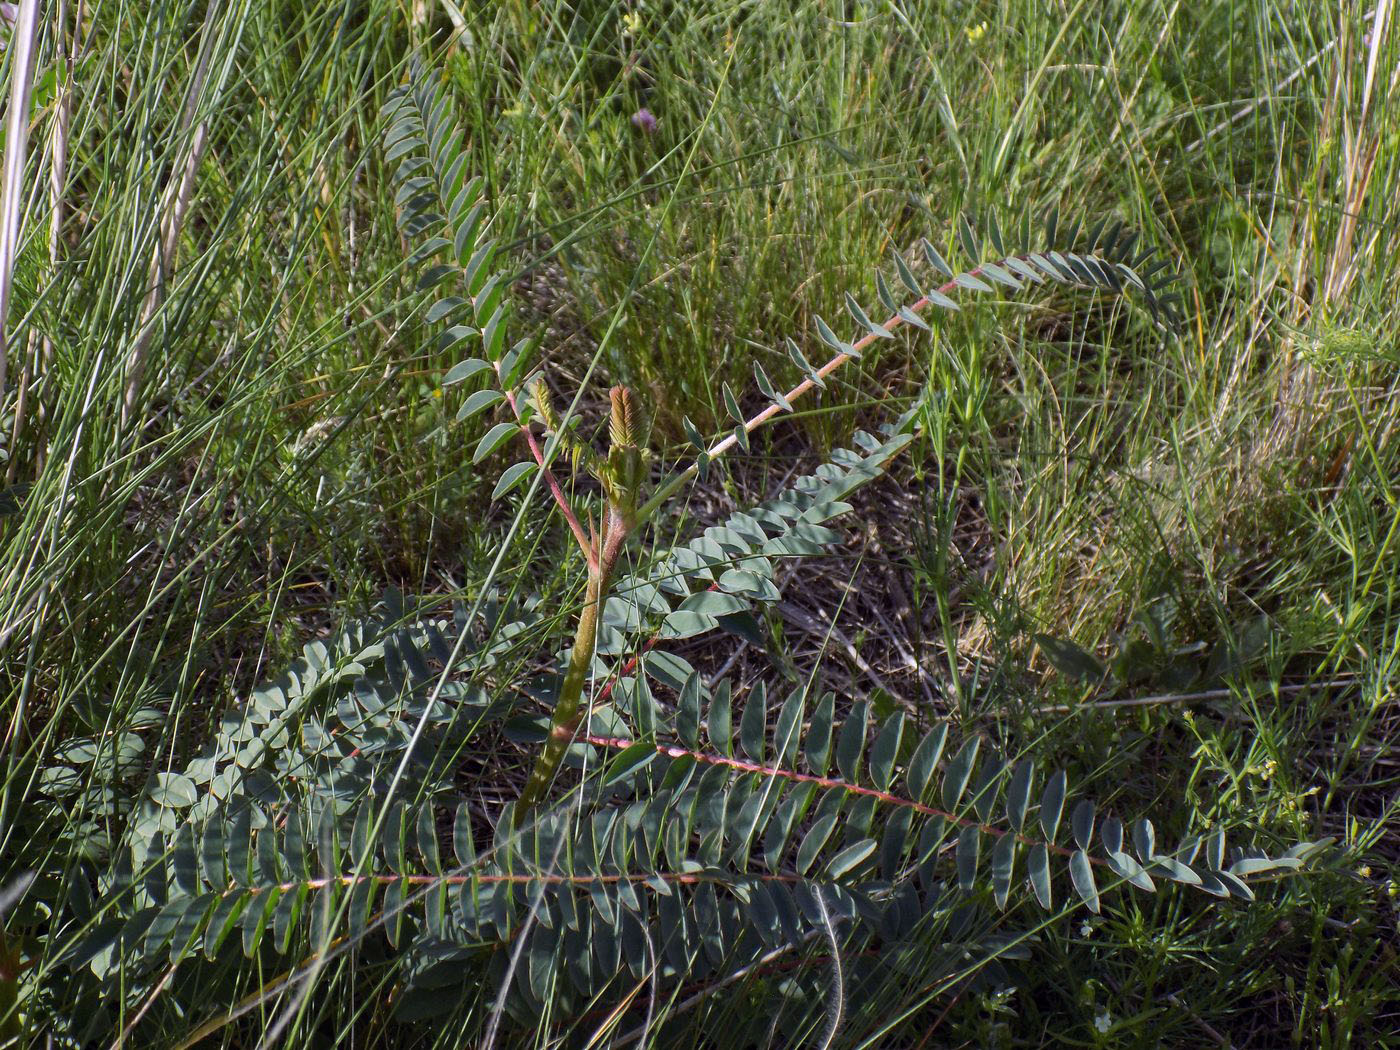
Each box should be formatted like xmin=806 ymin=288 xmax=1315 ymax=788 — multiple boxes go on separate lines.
xmin=609 ymin=385 xmax=637 ymax=449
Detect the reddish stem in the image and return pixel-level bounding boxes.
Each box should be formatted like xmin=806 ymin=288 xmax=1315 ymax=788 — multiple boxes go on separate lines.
xmin=495 ymin=365 xmax=598 ymax=573
xmin=705 ymin=267 xmax=974 ymax=461
xmin=582 ymin=733 xmax=1100 ymax=867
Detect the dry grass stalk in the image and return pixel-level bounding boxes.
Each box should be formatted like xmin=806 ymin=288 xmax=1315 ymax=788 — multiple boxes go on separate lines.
xmin=0 ymin=0 xmax=40 ymax=416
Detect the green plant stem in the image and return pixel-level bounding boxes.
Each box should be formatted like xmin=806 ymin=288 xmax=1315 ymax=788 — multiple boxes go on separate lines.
xmin=518 ymin=279 xmax=975 ymax=817
xmin=517 ymin=505 xmax=627 ymax=816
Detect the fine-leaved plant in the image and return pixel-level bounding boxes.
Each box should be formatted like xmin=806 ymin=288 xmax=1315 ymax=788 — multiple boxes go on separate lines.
xmin=15 ymin=61 xmax=1331 ymax=1046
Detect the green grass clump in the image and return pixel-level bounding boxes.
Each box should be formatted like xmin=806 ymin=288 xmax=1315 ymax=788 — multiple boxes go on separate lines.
xmin=1 ymin=1 xmax=1397 ymax=1046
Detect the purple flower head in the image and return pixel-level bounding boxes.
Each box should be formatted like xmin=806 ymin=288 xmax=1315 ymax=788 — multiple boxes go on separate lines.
xmin=631 ymin=108 xmax=657 ymax=135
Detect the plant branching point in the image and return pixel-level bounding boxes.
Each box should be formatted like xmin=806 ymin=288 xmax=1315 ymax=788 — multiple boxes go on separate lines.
xmin=518 ymin=386 xmax=650 ymax=816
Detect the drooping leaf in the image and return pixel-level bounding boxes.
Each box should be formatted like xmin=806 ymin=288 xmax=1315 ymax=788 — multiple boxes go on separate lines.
xmin=1106 ymin=850 xmax=1156 ymax=892
xmin=1071 ymin=800 xmax=1095 ymax=851
xmin=457 ymin=387 xmax=504 ymax=423
xmin=836 ymin=701 xmax=869 ymax=784
xmin=796 ymin=814 xmax=839 ymax=876
xmin=708 ymin=680 xmax=733 ymax=757
xmin=1069 ymin=850 xmax=1100 ymax=913
xmin=868 ymin=712 xmax=904 ymax=792
xmin=991 ymin=833 xmax=1016 ymax=909
xmin=677 ymin=673 xmax=702 ymax=749
xmin=827 ymin=838 xmax=877 ymax=879
xmin=1007 ymin=759 xmax=1034 ymax=831
xmin=1034 ymin=634 xmax=1105 ymax=682
xmin=473 ymin=421 xmax=518 ymax=464
xmin=957 ymin=212 xmax=981 ymax=261
xmin=1040 ymin=770 xmax=1067 ymax=843
xmin=491 ymin=461 xmax=537 ymax=501
xmin=906 ymin=724 xmax=947 ymax=803
xmin=805 ymin=691 xmax=835 ymax=775
xmin=738 ymin=681 xmax=767 ymax=763
xmin=1132 ymin=819 xmax=1156 ymax=862
xmin=955 ymin=826 xmax=980 ymax=891
xmin=1028 ymin=843 xmax=1052 ymax=908
xmin=844 ymin=292 xmax=892 ymax=339
xmin=773 ymin=689 xmax=805 ymax=767
xmin=942 ymin=736 xmax=981 ymax=812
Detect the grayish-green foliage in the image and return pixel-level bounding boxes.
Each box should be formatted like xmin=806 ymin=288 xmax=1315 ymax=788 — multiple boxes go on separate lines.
xmin=14 ymin=58 xmax=1336 ymax=1045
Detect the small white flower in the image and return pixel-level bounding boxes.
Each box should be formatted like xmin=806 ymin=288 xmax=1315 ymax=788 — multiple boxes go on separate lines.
xmin=1094 ymin=1010 xmax=1112 ymax=1034
xmin=1079 ymin=920 xmax=1095 ymax=937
